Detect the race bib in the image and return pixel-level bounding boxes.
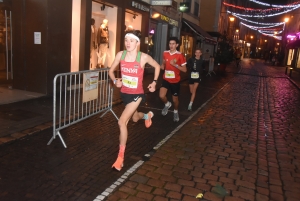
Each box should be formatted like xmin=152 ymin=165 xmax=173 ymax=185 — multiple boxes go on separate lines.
xmin=191 ymin=72 xmax=199 ymax=79
xmin=165 ymin=70 xmax=175 ymax=78
xmin=122 ymin=75 xmax=138 ymax=88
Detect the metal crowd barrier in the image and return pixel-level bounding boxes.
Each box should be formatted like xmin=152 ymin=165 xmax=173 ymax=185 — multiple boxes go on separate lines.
xmin=47 ymin=68 xmax=118 ymax=148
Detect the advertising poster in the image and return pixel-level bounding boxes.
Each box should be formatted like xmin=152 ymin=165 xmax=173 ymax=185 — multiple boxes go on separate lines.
xmin=83 ymin=72 xmax=99 ymax=102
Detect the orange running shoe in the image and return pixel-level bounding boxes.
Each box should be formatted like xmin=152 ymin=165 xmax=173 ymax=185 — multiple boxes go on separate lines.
xmin=112 ymin=156 xmax=124 ymax=171
xmin=145 ymin=111 xmax=154 ymax=128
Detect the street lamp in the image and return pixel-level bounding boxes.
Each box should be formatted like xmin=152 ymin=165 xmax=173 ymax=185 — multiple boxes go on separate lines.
xmin=284 ymin=17 xmax=289 ymax=23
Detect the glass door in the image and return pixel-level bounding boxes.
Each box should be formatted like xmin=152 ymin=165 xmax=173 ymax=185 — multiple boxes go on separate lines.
xmin=0 ymin=0 xmax=12 ymax=85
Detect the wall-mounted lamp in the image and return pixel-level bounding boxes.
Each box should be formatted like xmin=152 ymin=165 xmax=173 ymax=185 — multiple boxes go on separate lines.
xmin=101 ymin=4 xmax=105 ymax=11
xmin=229 ymin=16 xmax=235 ymax=22
xmin=264 ymin=39 xmax=267 ymax=42
xmin=152 ymin=13 xmax=160 ymax=18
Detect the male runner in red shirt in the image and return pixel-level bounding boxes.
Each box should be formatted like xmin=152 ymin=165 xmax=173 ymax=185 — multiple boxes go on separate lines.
xmin=159 ymin=37 xmax=187 ymax=122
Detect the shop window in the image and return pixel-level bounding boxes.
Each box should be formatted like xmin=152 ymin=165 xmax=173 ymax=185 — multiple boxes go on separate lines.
xmin=180 ymin=35 xmax=194 ymax=59
xmin=297 ymin=49 xmax=300 ymax=68
xmin=287 ymin=49 xmax=294 ymax=66
xmin=125 ymin=10 xmax=142 ymax=34
xmin=124 ymin=10 xmax=142 ymax=51
xmin=148 ymin=22 xmax=157 ymax=58
xmin=185 ymin=0 xmax=191 ymax=14
xmin=90 ymin=2 xmax=118 ymax=69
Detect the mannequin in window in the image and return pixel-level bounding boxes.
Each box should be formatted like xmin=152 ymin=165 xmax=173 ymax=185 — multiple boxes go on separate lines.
xmin=97 ymin=19 xmax=109 ymax=68
xmin=90 ymin=18 xmax=97 ymax=69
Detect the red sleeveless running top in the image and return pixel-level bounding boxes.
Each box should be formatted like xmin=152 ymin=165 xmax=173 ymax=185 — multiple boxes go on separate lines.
xmin=120 ymin=50 xmax=144 ymax=94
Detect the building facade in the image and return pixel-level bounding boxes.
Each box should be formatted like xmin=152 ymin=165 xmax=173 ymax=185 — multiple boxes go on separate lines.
xmin=0 ymin=0 xmax=220 ymax=96
xmin=0 ymin=0 xmax=153 ymax=95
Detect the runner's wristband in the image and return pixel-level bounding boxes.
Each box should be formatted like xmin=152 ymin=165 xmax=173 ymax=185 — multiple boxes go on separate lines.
xmin=175 ymin=64 xmax=179 ymax=68
xmin=113 ymin=79 xmax=116 ymax=84
xmin=153 ymin=80 xmax=157 ymax=83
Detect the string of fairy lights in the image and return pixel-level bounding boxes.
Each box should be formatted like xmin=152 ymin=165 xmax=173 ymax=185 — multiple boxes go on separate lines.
xmin=224 ymin=0 xmax=300 ymax=40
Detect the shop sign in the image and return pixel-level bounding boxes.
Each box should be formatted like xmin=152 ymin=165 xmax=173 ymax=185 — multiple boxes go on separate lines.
xmin=132 ymin=1 xmax=150 ymax=12
xmin=151 ymin=0 xmax=172 ymax=6
xmin=160 ymin=14 xmax=178 ymax=27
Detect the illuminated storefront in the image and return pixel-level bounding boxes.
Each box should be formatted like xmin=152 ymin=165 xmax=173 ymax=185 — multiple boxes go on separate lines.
xmin=149 ymin=9 xmax=179 ymax=64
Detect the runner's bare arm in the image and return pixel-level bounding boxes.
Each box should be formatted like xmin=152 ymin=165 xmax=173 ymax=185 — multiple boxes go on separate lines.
xmin=109 ymin=51 xmax=123 ymax=87
xmin=160 ymin=59 xmax=165 ymax=70
xmin=142 ymin=53 xmax=160 ymax=92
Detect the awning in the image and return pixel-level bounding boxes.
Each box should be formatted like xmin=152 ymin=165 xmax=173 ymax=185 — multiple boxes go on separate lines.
xmin=182 ymin=19 xmax=217 ymax=44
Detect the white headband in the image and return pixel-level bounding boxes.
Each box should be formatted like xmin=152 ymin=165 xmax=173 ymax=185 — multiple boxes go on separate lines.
xmin=125 ymin=33 xmax=140 ymax=42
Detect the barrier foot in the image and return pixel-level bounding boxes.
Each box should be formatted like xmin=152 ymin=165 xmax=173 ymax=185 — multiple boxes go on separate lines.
xmin=100 ymin=109 xmax=109 ymax=118
xmin=47 ymin=131 xmax=67 ymax=148
xmin=100 ymin=107 xmax=119 ymax=121
xmin=47 ymin=136 xmax=54 ymax=145
xmin=110 ymin=109 xmax=119 ymax=121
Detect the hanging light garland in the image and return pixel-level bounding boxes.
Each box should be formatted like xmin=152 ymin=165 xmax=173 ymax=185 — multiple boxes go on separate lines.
xmin=240 ymin=22 xmax=284 ymax=30
xmin=227 ymin=11 xmax=285 ymax=26
xmin=241 ymin=22 xmax=284 ymax=33
xmin=241 ymin=22 xmax=282 ymax=40
xmin=224 ymin=2 xmax=286 ymax=12
xmin=224 ymin=1 xmax=295 ymax=40
xmin=224 ymin=0 xmax=300 ymax=18
xmin=249 ymin=0 xmax=300 ymax=8
xmin=259 ymin=31 xmax=282 ymax=40
xmin=229 ymin=5 xmax=300 ymax=18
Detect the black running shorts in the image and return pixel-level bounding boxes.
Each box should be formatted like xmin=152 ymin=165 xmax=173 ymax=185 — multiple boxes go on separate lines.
xmin=120 ymin=92 xmax=145 ymax=105
xmin=161 ymin=79 xmax=180 ymax=96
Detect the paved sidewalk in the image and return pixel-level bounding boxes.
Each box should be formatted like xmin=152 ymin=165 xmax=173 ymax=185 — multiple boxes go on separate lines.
xmin=100 ymin=60 xmax=300 ymax=201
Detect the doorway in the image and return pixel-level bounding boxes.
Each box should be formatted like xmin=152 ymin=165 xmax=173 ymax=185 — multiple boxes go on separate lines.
xmin=0 ymin=0 xmax=12 ymax=86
